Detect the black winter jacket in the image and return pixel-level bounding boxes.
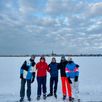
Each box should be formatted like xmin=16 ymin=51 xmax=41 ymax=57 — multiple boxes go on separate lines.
xmin=58 ymin=60 xmax=68 ymax=77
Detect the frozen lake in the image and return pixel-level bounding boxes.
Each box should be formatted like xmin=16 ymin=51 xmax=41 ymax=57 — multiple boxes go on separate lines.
xmin=0 ymin=57 xmax=102 ymax=102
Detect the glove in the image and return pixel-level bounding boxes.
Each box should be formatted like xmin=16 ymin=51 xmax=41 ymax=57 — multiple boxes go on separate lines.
xmin=20 ymin=74 xmax=24 ymax=79
xmin=68 ymin=77 xmax=72 ymax=84
xmin=74 ymin=76 xmax=78 ymax=82
xmin=31 ymin=72 xmax=35 ymax=83
xmin=76 ymin=64 xmax=79 ymax=68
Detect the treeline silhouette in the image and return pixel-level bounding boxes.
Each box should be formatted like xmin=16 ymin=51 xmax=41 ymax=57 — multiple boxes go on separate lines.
xmin=0 ymin=54 xmax=102 ymax=57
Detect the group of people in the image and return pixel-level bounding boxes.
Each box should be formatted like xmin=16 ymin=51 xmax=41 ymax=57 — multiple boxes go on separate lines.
xmin=19 ymin=55 xmax=80 ymax=102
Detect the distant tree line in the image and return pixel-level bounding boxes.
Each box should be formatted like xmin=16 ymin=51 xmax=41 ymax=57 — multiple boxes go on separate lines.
xmin=0 ymin=54 xmax=102 ymax=57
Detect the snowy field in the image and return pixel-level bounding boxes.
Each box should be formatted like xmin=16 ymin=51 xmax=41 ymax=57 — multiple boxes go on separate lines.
xmin=0 ymin=57 xmax=102 ymax=102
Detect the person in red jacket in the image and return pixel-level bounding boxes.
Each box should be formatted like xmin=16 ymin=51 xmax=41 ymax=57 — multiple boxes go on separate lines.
xmin=36 ymin=56 xmax=49 ymax=100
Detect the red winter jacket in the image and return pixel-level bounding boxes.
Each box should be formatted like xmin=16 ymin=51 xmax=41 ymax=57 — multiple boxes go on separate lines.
xmin=36 ymin=61 xmax=50 ymax=77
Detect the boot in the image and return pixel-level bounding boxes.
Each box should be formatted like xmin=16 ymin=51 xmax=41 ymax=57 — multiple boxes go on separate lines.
xmin=78 ymin=99 xmax=80 ymax=102
xmin=54 ymin=93 xmax=57 ymax=99
xmin=20 ymin=97 xmax=24 ymax=102
xmin=63 ymin=95 xmax=66 ymax=100
xmin=43 ymin=94 xmax=46 ymax=100
xmin=37 ymin=96 xmax=40 ymax=101
xmin=28 ymin=97 xmax=31 ymax=101
xmin=69 ymin=97 xmax=74 ymax=101
xmin=47 ymin=93 xmax=53 ymax=97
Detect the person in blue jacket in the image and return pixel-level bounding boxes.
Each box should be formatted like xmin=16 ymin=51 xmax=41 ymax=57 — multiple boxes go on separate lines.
xmin=65 ymin=57 xmax=80 ymax=101
xmin=20 ymin=55 xmax=36 ymax=102
xmin=47 ymin=57 xmax=59 ymax=98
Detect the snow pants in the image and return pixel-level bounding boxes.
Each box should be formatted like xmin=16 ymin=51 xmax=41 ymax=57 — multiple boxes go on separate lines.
xmin=71 ymin=79 xmax=79 ymax=100
xmin=50 ymin=76 xmax=58 ymax=94
xmin=61 ymin=77 xmax=72 ymax=97
xmin=20 ymin=79 xmax=31 ymax=99
xmin=37 ymin=76 xmax=46 ymax=97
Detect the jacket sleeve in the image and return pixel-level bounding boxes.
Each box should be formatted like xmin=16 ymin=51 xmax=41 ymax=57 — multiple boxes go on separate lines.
xmin=32 ymin=64 xmax=36 ymax=78
xmin=65 ymin=64 xmax=70 ymax=78
xmin=48 ymin=64 xmax=51 ymax=72
xmin=36 ymin=63 xmax=38 ymax=70
xmin=20 ymin=61 xmax=26 ymax=75
xmin=74 ymin=64 xmax=79 ymax=76
xmin=46 ymin=63 xmax=50 ymax=72
xmin=57 ymin=63 xmax=61 ymax=70
xmin=32 ymin=63 xmax=36 ymax=73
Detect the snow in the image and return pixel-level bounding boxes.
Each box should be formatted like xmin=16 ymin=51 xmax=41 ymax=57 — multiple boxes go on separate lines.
xmin=0 ymin=57 xmax=102 ymax=102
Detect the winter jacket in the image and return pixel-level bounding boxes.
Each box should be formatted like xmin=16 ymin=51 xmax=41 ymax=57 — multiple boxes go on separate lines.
xmin=58 ymin=60 xmax=68 ymax=77
xmin=36 ymin=61 xmax=49 ymax=77
xmin=49 ymin=62 xmax=58 ymax=77
xmin=20 ymin=59 xmax=36 ymax=80
xmin=65 ymin=61 xmax=79 ymax=78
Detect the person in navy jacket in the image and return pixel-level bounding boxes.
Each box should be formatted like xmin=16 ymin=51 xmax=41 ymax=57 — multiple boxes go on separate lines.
xmin=20 ymin=55 xmax=36 ymax=102
xmin=65 ymin=57 xmax=80 ymax=101
xmin=47 ymin=57 xmax=59 ymax=98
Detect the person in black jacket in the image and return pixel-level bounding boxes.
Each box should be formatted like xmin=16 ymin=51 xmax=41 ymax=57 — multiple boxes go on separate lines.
xmin=47 ymin=57 xmax=59 ymax=98
xmin=58 ymin=56 xmax=72 ymax=100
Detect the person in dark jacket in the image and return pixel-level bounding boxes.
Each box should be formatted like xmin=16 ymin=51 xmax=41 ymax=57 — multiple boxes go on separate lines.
xmin=36 ymin=56 xmax=50 ymax=100
xmin=20 ymin=55 xmax=36 ymax=102
xmin=58 ymin=56 xmax=72 ymax=100
xmin=47 ymin=57 xmax=59 ymax=98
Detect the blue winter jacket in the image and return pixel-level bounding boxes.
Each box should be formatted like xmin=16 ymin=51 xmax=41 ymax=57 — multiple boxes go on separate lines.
xmin=49 ymin=62 xmax=58 ymax=77
xmin=65 ymin=61 xmax=79 ymax=78
xmin=20 ymin=59 xmax=36 ymax=80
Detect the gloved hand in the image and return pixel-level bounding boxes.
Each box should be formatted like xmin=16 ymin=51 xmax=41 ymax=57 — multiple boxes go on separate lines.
xmin=76 ymin=64 xmax=79 ymax=68
xmin=68 ymin=77 xmax=72 ymax=84
xmin=20 ymin=74 xmax=24 ymax=79
xmin=31 ymin=72 xmax=35 ymax=83
xmin=74 ymin=76 xmax=78 ymax=82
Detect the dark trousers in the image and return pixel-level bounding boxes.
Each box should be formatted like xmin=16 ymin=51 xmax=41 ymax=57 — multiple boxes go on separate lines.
xmin=50 ymin=76 xmax=58 ymax=94
xmin=37 ymin=76 xmax=46 ymax=96
xmin=20 ymin=79 xmax=31 ymax=99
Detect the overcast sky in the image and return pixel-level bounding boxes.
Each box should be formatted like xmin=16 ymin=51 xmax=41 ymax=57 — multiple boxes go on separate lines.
xmin=0 ymin=0 xmax=102 ymax=55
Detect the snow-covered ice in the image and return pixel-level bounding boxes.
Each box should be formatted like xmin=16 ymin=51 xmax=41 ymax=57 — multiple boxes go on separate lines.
xmin=0 ymin=57 xmax=102 ymax=102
